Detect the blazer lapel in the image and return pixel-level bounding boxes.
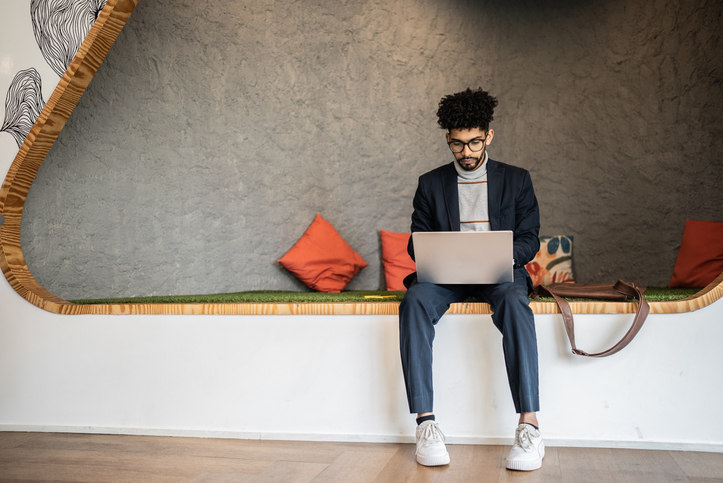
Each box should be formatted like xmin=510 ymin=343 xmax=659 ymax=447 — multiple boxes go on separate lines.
xmin=487 ymin=159 xmax=503 ymax=230
xmin=441 ymin=163 xmax=460 ymax=231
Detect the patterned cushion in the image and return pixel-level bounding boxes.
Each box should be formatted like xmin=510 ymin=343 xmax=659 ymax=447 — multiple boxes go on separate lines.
xmin=525 ymin=235 xmax=574 ymax=287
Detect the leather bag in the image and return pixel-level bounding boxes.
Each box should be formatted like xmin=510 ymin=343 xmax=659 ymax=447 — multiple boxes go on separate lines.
xmin=533 ymin=281 xmax=650 ymax=357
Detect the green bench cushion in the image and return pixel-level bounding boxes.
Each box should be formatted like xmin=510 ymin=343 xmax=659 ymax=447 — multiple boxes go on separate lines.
xmin=71 ymin=287 xmax=699 ymax=305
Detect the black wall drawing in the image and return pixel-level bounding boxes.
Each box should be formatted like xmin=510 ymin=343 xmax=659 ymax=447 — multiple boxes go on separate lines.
xmin=1 ymin=0 xmax=107 ymax=148
xmin=31 ymin=0 xmax=107 ymax=77
xmin=0 ymin=68 xmax=46 ymax=148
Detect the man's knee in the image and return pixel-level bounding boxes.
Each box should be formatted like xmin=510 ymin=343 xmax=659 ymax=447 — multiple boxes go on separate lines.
xmin=488 ymin=284 xmax=534 ymax=331
xmin=401 ymin=283 xmax=431 ymax=321
xmin=403 ymin=283 xmax=441 ymax=309
xmin=401 ymin=282 xmax=455 ymax=327
xmin=491 ymin=284 xmax=530 ymax=309
xmin=405 ymin=281 xmax=439 ymax=298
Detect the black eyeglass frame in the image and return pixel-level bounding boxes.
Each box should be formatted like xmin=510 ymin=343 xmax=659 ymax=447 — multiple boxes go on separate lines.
xmin=447 ymin=135 xmax=488 ymax=153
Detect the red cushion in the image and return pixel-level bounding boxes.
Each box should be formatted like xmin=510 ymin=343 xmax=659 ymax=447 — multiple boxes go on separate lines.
xmin=278 ymin=213 xmax=368 ymax=293
xmin=380 ymin=230 xmax=416 ymax=291
xmin=669 ymin=219 xmax=723 ymax=288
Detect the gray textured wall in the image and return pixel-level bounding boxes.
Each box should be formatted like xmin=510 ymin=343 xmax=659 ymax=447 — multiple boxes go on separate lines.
xmin=21 ymin=0 xmax=723 ymax=299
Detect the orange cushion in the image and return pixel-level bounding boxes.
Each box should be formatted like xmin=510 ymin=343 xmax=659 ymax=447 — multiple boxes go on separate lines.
xmin=669 ymin=220 xmax=723 ymax=288
xmin=525 ymin=235 xmax=575 ymax=287
xmin=380 ymin=230 xmax=416 ymax=291
xmin=278 ymin=213 xmax=368 ymax=293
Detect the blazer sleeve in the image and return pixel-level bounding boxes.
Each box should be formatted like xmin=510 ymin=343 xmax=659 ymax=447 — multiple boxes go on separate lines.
xmin=512 ymin=170 xmax=541 ymax=266
xmin=407 ymin=176 xmax=435 ymax=261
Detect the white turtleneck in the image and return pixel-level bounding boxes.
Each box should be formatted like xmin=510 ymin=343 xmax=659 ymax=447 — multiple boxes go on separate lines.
xmin=454 ymin=151 xmax=490 ymax=232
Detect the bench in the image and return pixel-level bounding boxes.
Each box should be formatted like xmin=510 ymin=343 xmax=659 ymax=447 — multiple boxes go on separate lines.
xmin=1 ymin=1 xmax=721 ymax=452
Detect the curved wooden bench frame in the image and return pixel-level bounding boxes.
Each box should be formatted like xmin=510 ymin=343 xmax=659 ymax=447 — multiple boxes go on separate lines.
xmin=1 ymin=0 xmax=721 ymax=317
xmin=41 ymin=274 xmax=723 ymax=315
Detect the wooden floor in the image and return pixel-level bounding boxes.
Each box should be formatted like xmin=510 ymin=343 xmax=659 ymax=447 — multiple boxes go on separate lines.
xmin=1 ymin=432 xmax=722 ymax=482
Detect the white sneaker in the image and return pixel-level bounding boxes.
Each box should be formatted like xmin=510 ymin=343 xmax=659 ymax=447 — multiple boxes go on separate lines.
xmin=506 ymin=423 xmax=545 ymax=471
xmin=415 ymin=420 xmax=450 ymax=466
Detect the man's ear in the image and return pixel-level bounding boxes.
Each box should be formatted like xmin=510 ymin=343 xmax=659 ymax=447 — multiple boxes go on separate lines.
xmin=486 ymin=128 xmax=495 ymax=145
xmin=445 ymin=131 xmax=451 ymax=143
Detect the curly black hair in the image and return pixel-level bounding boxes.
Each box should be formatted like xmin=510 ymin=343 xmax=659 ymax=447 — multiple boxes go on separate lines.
xmin=436 ymin=88 xmax=498 ymax=131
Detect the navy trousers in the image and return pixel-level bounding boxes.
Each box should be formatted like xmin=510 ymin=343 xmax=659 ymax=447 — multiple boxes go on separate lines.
xmin=399 ymin=268 xmax=539 ymax=414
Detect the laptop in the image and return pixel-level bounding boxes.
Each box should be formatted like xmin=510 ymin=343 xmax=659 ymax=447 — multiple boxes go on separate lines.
xmin=412 ymin=231 xmax=514 ymax=284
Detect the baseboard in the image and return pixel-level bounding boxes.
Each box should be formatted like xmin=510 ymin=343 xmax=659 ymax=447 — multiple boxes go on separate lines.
xmin=2 ymin=425 xmax=721 ymax=453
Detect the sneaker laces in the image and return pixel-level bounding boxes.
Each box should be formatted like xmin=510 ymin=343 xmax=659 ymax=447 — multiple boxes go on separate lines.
xmin=515 ymin=425 xmax=536 ymax=451
xmin=419 ymin=422 xmax=446 ymax=446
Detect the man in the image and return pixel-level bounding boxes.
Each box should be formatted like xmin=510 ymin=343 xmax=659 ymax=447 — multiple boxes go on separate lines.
xmin=399 ymin=88 xmax=543 ymax=471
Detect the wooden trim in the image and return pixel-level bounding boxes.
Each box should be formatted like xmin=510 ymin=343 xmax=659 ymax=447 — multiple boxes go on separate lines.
xmin=50 ymin=273 xmax=723 ymax=316
xmin=0 ymin=0 xmax=721 ymax=317
xmin=0 ymin=0 xmax=139 ymax=313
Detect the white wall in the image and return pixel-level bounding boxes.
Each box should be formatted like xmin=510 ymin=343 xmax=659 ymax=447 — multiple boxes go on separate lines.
xmin=2 ymin=275 xmax=722 ymax=451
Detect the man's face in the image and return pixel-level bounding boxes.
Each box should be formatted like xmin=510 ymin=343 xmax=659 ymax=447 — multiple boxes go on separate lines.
xmin=446 ymin=127 xmax=494 ymax=171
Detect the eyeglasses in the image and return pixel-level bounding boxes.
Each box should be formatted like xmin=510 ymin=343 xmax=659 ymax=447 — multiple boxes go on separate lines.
xmin=448 ymin=136 xmax=487 ymax=153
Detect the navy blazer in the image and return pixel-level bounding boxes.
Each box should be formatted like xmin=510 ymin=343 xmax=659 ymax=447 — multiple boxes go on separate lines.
xmin=406 ymin=159 xmax=540 ymax=289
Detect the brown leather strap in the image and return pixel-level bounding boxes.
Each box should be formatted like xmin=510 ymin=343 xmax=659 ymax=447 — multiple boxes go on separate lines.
xmin=540 ymin=280 xmax=650 ymax=357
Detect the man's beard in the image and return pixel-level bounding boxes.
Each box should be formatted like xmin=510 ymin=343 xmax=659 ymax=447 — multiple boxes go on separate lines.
xmin=456 ymin=154 xmax=484 ymax=171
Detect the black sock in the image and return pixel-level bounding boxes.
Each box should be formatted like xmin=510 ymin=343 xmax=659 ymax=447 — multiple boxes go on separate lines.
xmin=522 ymin=422 xmax=539 ymax=430
xmin=416 ymin=414 xmax=435 ymax=425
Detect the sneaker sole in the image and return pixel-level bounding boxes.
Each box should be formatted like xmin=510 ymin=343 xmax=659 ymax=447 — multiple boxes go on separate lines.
xmin=505 ymin=458 xmax=542 ymax=471
xmin=416 ymin=453 xmax=451 ymax=466
xmin=506 ymin=446 xmax=545 ymax=471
